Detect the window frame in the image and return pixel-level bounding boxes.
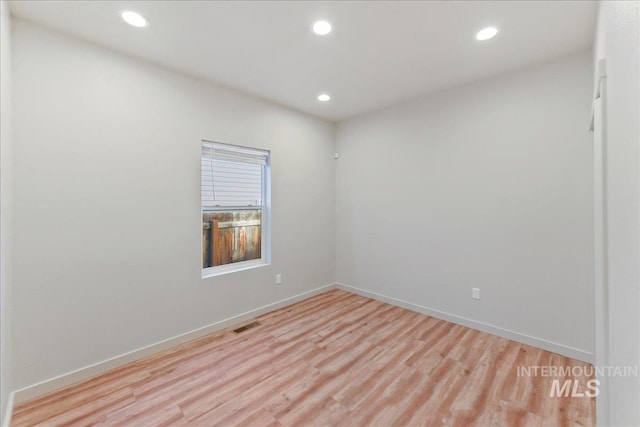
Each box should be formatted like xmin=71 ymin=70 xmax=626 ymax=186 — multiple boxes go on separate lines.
xmin=201 ymin=140 xmax=271 ymax=278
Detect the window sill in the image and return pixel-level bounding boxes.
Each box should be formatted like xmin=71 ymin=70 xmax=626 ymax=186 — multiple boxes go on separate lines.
xmin=202 ymin=260 xmax=270 ymax=279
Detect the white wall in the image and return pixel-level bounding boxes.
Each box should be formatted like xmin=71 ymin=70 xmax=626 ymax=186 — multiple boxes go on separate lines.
xmin=336 ymin=52 xmax=594 ymax=361
xmin=11 ymin=19 xmax=336 ymax=390
xmin=0 ymin=0 xmax=13 ymax=421
xmin=593 ymin=2 xmax=640 ymax=426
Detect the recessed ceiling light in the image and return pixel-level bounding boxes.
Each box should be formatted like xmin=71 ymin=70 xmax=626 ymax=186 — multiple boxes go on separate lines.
xmin=476 ymin=27 xmax=498 ymax=41
xmin=317 ymin=94 xmax=331 ymax=102
xmin=313 ymin=20 xmax=332 ymax=36
xmin=121 ymin=11 xmax=148 ymax=28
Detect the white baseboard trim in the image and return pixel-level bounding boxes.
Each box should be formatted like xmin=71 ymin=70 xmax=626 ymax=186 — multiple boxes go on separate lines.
xmin=12 ymin=283 xmax=337 ymax=405
xmin=336 ymin=283 xmax=594 ymax=364
xmin=2 ymin=391 xmax=14 ymax=427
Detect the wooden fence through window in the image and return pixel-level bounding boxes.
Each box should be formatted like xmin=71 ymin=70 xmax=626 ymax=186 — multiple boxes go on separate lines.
xmin=202 ymin=210 xmax=261 ymax=268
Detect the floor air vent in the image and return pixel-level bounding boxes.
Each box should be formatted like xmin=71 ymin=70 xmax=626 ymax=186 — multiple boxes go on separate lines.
xmin=233 ymin=321 xmax=261 ymax=334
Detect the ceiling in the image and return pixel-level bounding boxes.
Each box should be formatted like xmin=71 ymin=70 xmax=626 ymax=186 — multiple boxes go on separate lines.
xmin=9 ymin=1 xmax=598 ymax=122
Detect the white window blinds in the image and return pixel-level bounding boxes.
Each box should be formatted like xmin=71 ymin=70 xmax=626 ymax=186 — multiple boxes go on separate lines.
xmin=201 ymin=142 xmax=268 ymax=208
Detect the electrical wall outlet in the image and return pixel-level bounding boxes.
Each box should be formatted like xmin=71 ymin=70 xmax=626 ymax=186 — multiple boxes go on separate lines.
xmin=472 ymin=288 xmax=480 ymax=300
xmin=276 ymin=273 xmax=282 ymax=285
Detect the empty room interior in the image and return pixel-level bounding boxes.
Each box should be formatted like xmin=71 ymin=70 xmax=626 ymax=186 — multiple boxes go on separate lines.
xmin=0 ymin=0 xmax=639 ymax=426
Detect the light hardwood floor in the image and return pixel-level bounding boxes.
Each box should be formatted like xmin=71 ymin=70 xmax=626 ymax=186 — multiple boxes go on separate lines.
xmin=12 ymin=289 xmax=595 ymax=426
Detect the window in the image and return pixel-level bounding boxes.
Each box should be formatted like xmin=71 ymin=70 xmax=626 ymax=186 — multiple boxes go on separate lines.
xmin=201 ymin=141 xmax=270 ymax=277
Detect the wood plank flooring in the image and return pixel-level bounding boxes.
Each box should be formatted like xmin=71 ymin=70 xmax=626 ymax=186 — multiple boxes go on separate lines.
xmin=12 ymin=289 xmax=595 ymax=426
